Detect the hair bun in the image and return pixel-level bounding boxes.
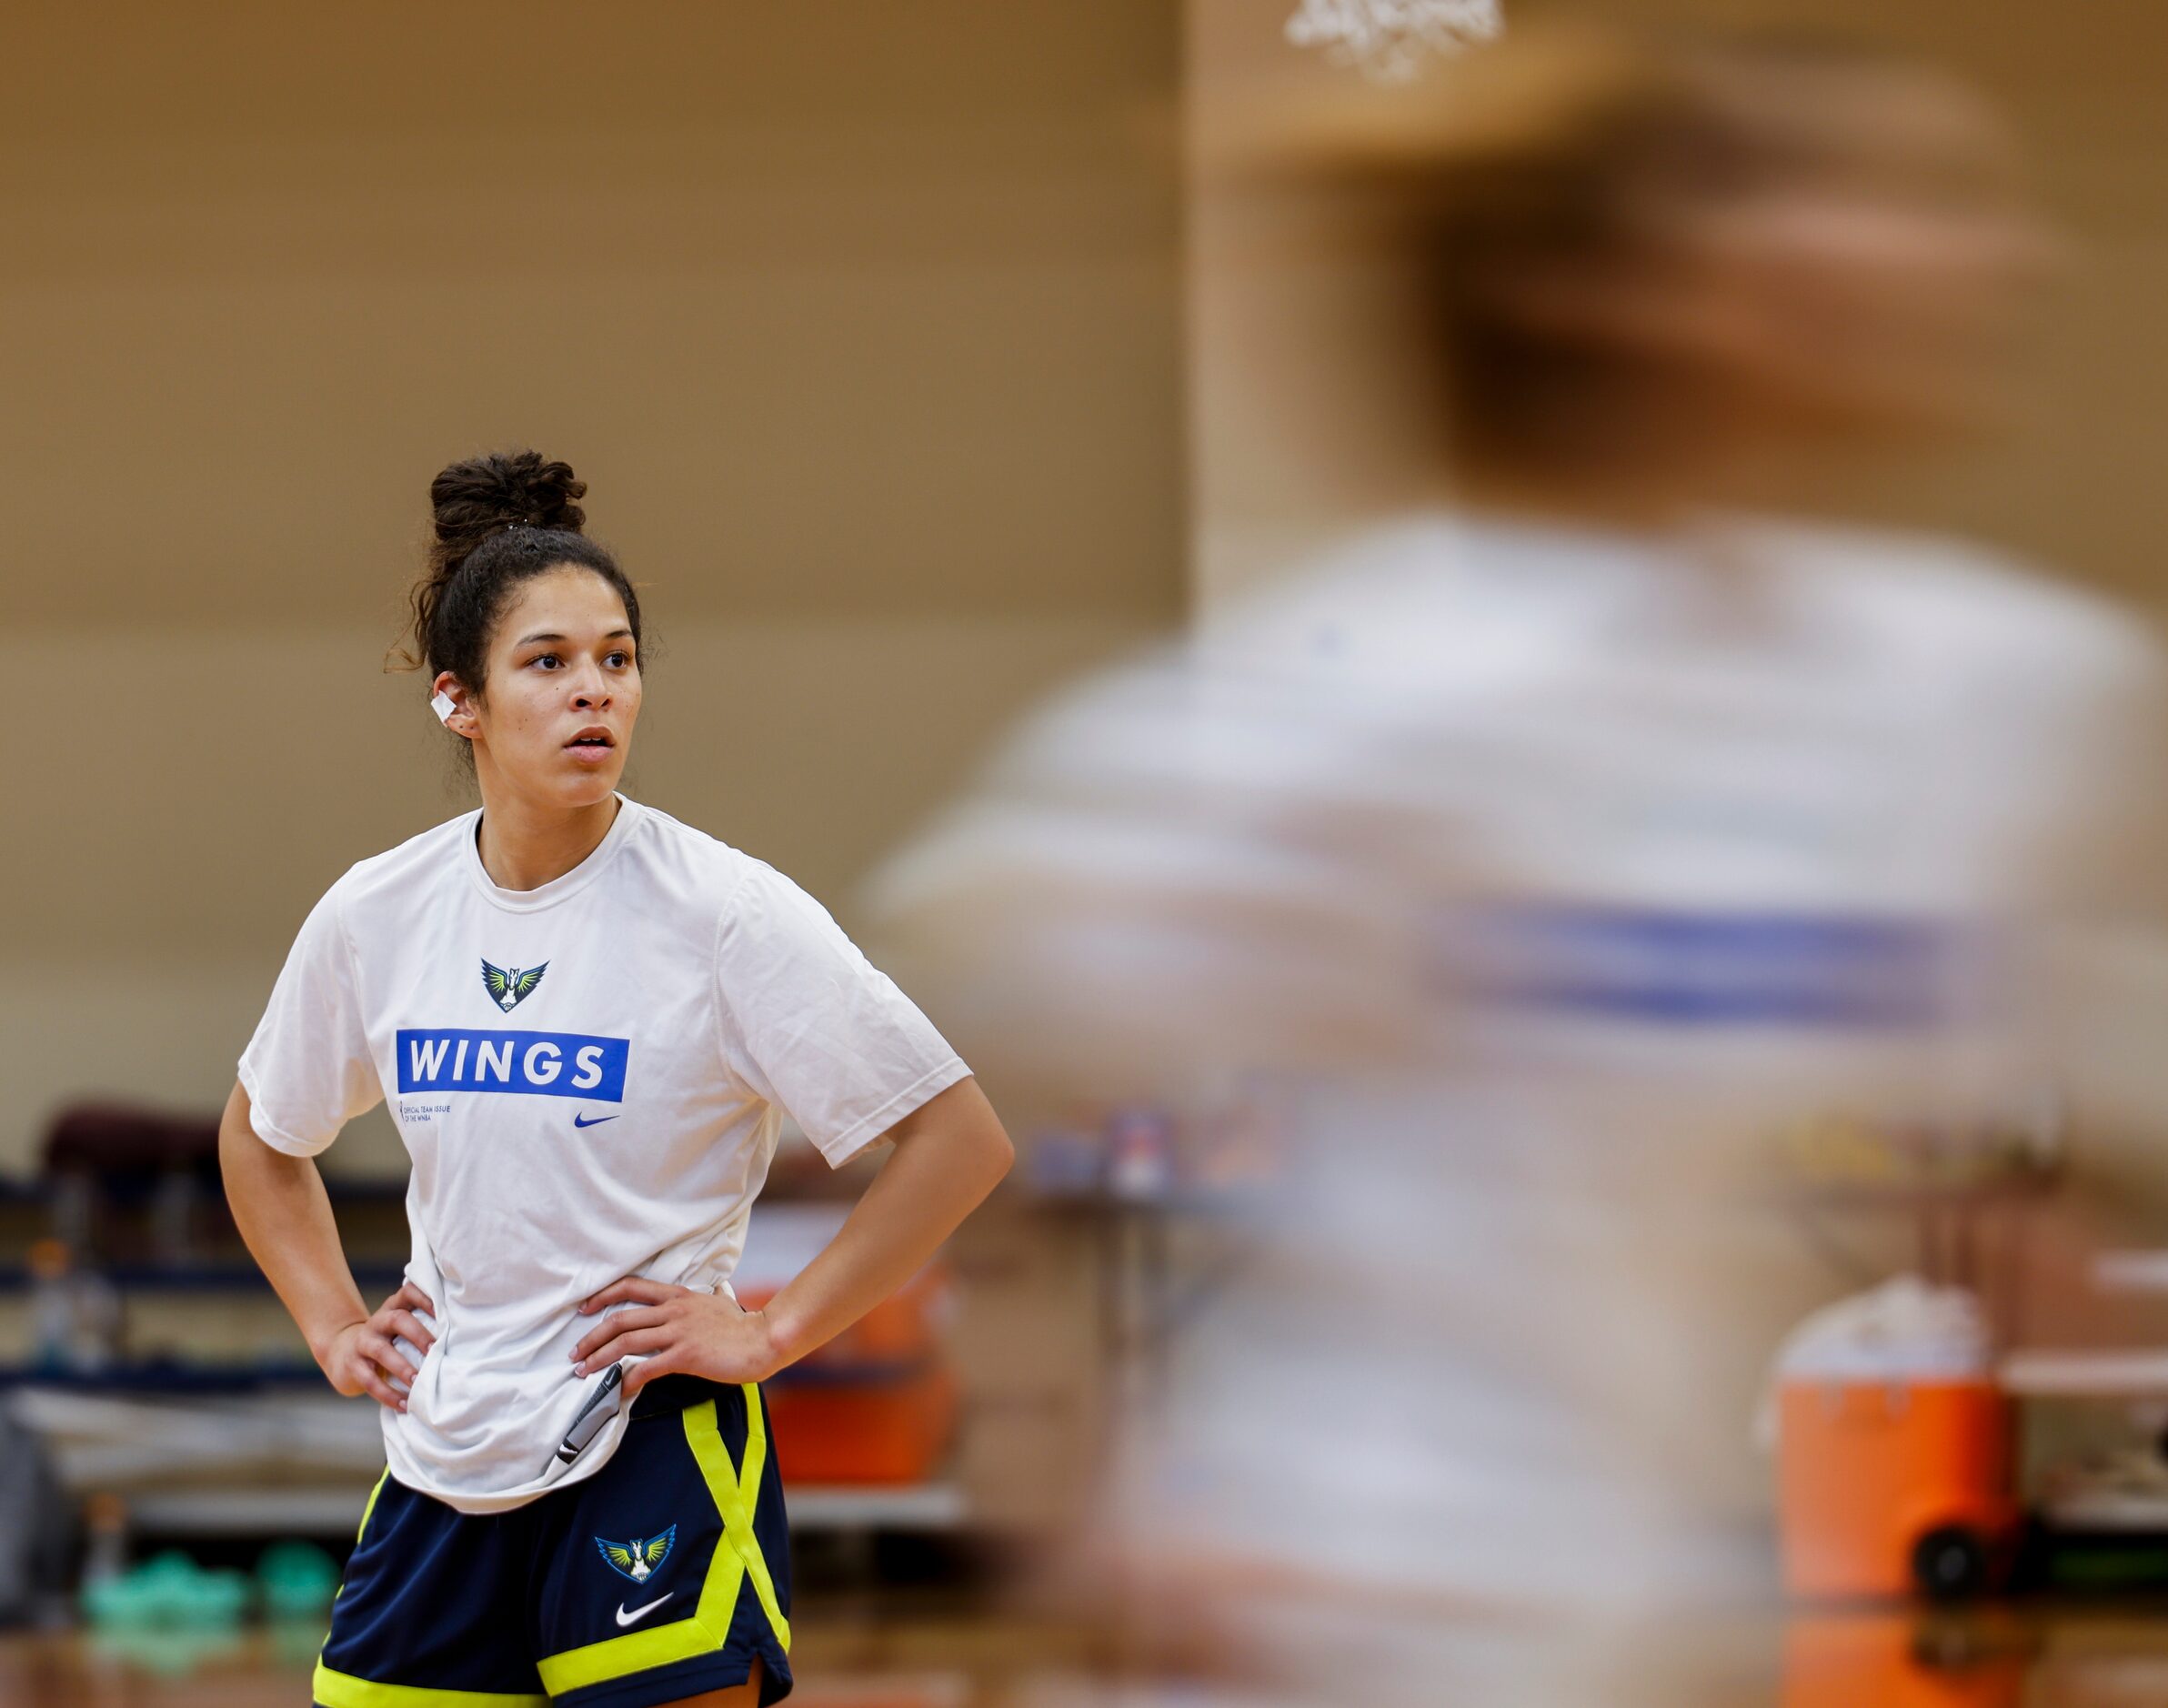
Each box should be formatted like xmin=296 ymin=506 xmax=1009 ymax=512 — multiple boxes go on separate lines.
xmin=428 ymin=449 xmax=587 ymax=578
xmin=396 ymin=447 xmax=636 ymax=684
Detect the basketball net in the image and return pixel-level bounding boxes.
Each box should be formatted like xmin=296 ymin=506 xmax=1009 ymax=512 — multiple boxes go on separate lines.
xmin=1284 ymin=0 xmax=1503 ymax=83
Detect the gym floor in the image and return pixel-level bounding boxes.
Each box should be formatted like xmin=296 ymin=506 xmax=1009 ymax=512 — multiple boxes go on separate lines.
xmin=9 ymin=1603 xmax=2168 ymax=1706
xmin=0 ymin=1597 xmax=1109 ymax=1708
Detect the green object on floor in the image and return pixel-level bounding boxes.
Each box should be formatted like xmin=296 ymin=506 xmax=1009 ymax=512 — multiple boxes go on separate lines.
xmin=256 ymin=1539 xmax=341 ymax=1618
xmin=82 ymin=1550 xmax=249 ymax=1626
xmin=86 ymin=1623 xmax=248 ymax=1679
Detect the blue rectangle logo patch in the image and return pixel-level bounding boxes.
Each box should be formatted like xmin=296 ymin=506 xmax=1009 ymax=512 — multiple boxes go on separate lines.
xmin=396 ymin=1029 xmax=629 ymax=1101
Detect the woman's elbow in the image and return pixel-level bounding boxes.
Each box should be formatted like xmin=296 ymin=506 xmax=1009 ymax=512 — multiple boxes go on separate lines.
xmin=979 ymin=1118 xmax=1017 ymax=1190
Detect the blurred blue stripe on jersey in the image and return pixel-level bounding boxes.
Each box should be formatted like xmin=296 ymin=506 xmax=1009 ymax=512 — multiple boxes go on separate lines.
xmin=1439 ymin=903 xmax=1960 ymax=1029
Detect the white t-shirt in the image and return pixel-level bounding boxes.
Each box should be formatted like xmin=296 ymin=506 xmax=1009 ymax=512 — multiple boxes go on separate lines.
xmin=240 ymin=795 xmax=969 ymax=1513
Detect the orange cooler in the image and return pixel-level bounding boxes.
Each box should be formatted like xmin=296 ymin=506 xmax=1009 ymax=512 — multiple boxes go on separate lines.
xmin=1778 ymin=1376 xmax=2018 ymax=1599
xmin=766 ymin=1365 xmax=959 ymax=1485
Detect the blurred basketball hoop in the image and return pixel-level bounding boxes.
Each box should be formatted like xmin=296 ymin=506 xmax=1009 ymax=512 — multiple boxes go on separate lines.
xmin=1285 ymin=0 xmax=1503 ymax=83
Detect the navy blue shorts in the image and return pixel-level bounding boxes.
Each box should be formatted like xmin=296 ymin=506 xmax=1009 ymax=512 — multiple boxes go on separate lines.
xmin=314 ymin=1380 xmax=793 ymax=1708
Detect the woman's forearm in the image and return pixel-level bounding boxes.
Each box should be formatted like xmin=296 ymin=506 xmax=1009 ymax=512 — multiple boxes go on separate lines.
xmin=218 ymin=1080 xmax=370 ymax=1366
xmin=763 ymin=1076 xmax=1012 ymax=1365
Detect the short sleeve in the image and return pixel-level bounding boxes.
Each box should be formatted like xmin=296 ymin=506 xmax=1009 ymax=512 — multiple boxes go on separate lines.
xmin=237 ymin=884 xmax=382 ymax=1157
xmin=716 ymin=861 xmax=971 ymax=1168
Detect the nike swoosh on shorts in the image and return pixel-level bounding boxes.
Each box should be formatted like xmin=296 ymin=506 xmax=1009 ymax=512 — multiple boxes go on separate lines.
xmin=616 ymin=1592 xmax=673 ymax=1627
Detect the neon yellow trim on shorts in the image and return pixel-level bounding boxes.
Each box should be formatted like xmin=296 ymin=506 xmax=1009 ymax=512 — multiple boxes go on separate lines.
xmin=356 ymin=1468 xmax=392 ymax=1544
xmin=535 ymin=1387 xmax=788 ymax=1695
xmin=330 ymin=1468 xmax=396 ymax=1615
xmin=312 ymin=1662 xmax=546 ymax=1708
xmin=707 ymin=1382 xmax=790 ymax=1653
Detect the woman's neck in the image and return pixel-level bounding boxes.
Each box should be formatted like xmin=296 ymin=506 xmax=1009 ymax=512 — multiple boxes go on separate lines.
xmin=473 ymin=786 xmax=621 ymax=892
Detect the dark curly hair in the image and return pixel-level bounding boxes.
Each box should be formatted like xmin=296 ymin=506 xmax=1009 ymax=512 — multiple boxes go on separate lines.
xmin=390 ymin=449 xmax=643 ymax=705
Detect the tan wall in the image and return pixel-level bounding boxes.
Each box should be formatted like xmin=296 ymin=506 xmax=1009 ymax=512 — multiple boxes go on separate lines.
xmin=2 ymin=3 xmax=1182 ymax=1174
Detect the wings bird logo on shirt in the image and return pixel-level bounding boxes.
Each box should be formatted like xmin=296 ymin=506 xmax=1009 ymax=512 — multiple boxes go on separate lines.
xmin=481 ymin=959 xmax=547 ymax=1013
xmin=597 ymin=1526 xmax=676 ymax=1583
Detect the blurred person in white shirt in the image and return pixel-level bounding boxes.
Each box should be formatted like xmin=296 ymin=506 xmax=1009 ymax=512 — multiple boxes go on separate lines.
xmin=872 ymin=27 xmax=2168 ymax=1704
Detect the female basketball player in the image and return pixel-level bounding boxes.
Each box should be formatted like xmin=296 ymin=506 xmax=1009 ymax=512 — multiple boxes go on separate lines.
xmin=220 ymin=449 xmax=1013 ymax=1708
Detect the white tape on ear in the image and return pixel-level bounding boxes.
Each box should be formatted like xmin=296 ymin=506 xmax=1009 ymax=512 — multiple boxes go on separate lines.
xmin=431 ymin=690 xmax=458 ymax=725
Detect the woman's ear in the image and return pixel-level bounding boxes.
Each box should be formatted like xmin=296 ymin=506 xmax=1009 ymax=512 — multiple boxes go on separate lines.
xmin=429 ymin=673 xmax=477 ymax=738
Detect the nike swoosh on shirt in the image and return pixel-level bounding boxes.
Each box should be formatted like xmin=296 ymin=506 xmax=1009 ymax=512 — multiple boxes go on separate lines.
xmin=617 ymin=1592 xmax=673 ymax=1627
xmin=572 ymin=1112 xmax=619 ymax=1128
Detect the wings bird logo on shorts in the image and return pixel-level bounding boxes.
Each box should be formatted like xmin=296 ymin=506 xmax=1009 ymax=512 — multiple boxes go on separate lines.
xmin=596 ymin=1525 xmax=677 ymax=1583
xmin=481 ymin=958 xmax=548 ymax=1013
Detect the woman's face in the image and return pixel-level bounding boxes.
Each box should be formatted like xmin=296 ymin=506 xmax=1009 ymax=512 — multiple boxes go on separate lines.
xmin=1493 ymin=59 xmax=2057 ymax=464
xmin=447 ymin=566 xmax=642 ymax=811
xmin=1661 ymin=63 xmax=2060 ymax=442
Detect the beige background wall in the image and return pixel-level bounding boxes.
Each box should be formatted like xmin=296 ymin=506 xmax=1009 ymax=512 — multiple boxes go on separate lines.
xmin=15 ymin=1 xmax=2166 ymax=1180
xmin=2 ymin=3 xmax=1182 ymax=1175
